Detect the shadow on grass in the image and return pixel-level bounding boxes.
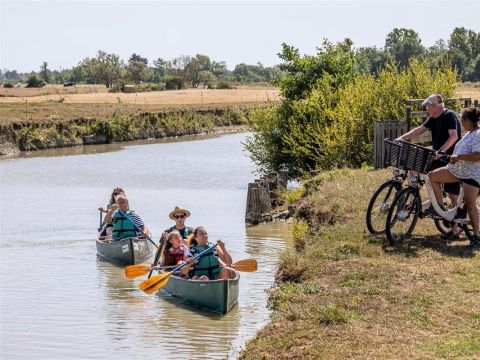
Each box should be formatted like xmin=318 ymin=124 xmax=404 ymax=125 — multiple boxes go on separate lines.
xmin=380 ymin=234 xmax=475 ymax=258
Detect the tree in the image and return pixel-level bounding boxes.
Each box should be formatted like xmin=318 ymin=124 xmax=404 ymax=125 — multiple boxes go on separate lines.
xmin=355 ymin=47 xmax=388 ymax=75
xmin=80 ymin=50 xmax=123 ymax=87
xmin=185 ymin=54 xmax=212 ymax=87
xmin=275 ymin=38 xmax=356 ymax=101
xmin=448 ymin=27 xmax=480 ymax=81
xmin=40 ymin=61 xmax=50 ymax=83
xmin=151 ymin=57 xmax=167 ymax=83
xmin=127 ymin=60 xmax=149 ymax=84
xmin=385 ymin=28 xmax=424 ymax=69
xmin=129 ymin=53 xmax=148 ymax=66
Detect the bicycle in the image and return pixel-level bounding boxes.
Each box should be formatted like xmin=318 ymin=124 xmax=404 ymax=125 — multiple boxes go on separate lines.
xmin=385 ymin=141 xmax=477 ymax=245
xmin=365 ymin=139 xmax=406 ymax=235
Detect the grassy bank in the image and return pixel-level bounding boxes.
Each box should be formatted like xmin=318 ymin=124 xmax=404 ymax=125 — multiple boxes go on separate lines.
xmin=0 ymin=106 xmax=250 ymax=154
xmin=239 ymin=168 xmax=480 ymax=359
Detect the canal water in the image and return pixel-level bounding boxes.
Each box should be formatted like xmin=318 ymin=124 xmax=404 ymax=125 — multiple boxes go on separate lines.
xmin=0 ymin=133 xmax=292 ymax=359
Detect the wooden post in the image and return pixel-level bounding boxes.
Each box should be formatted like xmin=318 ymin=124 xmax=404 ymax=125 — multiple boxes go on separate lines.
xmin=277 ymin=170 xmax=288 ymax=191
xmin=406 ymin=102 xmax=411 ymax=131
xmin=474 ymin=100 xmax=478 ymax=107
xmin=246 ymin=185 xmax=262 ymax=224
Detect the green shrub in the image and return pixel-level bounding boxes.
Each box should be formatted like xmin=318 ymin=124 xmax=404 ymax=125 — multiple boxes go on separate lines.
xmin=216 ymin=81 xmax=233 ymax=89
xmin=246 ymin=57 xmax=458 ymax=176
xmin=3 ymin=82 xmax=14 ymax=88
xmin=26 ymin=75 xmax=46 ymax=88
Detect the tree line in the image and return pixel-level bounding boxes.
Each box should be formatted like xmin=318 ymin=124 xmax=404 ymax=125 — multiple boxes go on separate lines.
xmin=1 ymin=52 xmax=282 ymax=90
xmin=1 ymin=27 xmax=478 ymax=90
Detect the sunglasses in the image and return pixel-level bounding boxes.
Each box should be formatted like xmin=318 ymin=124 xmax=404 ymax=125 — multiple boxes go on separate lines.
xmin=174 ymin=214 xmax=186 ymax=219
xmin=113 ymin=192 xmax=120 ymax=196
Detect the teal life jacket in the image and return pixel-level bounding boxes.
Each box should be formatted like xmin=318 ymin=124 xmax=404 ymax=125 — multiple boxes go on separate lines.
xmin=191 ymin=243 xmax=221 ymax=278
xmin=112 ymin=210 xmax=137 ymax=240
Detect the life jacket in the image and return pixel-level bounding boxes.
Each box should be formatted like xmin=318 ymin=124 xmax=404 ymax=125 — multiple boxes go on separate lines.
xmin=112 ymin=210 xmax=137 ymax=239
xmin=167 ymin=246 xmax=185 ymax=265
xmin=191 ymin=243 xmax=221 ymax=278
xmin=166 ymin=226 xmax=193 ymax=240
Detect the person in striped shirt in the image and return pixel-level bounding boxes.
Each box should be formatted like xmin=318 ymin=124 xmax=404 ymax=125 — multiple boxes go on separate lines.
xmin=103 ymin=195 xmax=149 ymax=241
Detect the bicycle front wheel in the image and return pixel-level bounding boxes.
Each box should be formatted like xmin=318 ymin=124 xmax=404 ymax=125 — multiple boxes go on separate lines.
xmin=366 ymin=180 xmax=401 ymax=235
xmin=386 ymin=187 xmax=421 ymax=246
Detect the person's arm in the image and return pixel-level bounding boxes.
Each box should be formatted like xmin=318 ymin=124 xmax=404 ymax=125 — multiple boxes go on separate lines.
xmin=396 ymin=125 xmax=427 ymax=141
xmin=216 ymin=239 xmax=232 ymax=266
xmin=438 ymin=129 xmax=459 ymax=153
xmin=450 ymin=152 xmax=480 ymax=163
xmin=102 ymin=206 xmax=118 ymax=225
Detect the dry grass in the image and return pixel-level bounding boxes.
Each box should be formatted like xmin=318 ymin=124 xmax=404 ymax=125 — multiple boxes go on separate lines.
xmin=0 ymin=86 xmax=279 ymax=125
xmin=457 ymin=82 xmax=480 ymax=100
xmin=239 ymin=168 xmax=480 ymax=360
xmin=0 ymin=84 xmax=108 ymax=97
xmin=0 ymin=86 xmax=279 ymax=104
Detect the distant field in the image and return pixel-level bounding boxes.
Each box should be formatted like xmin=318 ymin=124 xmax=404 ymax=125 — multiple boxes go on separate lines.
xmin=0 ymin=84 xmax=108 ymax=97
xmin=0 ymin=87 xmax=279 ymax=105
xmin=456 ymin=82 xmax=480 ymax=100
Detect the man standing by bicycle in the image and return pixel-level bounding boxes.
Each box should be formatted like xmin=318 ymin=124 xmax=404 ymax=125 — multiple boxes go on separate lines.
xmin=396 ymin=93 xmax=462 ymax=238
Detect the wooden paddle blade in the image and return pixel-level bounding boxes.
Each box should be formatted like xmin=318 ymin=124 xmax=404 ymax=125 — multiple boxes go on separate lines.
xmin=231 ymin=259 xmax=257 ymax=272
xmin=139 ymin=272 xmax=172 ymax=295
xmin=124 ymin=264 xmax=151 ymax=279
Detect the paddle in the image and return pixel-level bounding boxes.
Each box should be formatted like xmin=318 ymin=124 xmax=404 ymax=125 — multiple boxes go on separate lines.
xmin=140 ymin=243 xmax=218 ymax=295
xmin=125 ymin=258 xmax=258 ymax=279
xmin=98 ymin=207 xmax=108 ymax=232
xmin=125 ymin=264 xmax=178 ymax=278
xmin=118 ymin=210 xmax=159 ymax=250
xmin=147 ymin=236 xmax=165 ymax=279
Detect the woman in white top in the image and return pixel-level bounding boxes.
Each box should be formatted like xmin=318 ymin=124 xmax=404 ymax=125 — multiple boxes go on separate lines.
xmin=429 ymin=107 xmax=480 ymax=249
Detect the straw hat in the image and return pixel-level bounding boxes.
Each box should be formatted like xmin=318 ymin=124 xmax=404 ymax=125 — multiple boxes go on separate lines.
xmin=169 ymin=206 xmax=191 ymax=220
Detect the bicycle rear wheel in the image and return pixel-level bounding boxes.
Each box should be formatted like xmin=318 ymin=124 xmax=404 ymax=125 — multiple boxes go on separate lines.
xmin=386 ymin=187 xmax=421 ymax=245
xmin=366 ymin=180 xmax=401 ymax=235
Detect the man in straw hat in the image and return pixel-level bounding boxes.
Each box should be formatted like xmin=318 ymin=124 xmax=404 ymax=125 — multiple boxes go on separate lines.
xmin=161 ymin=206 xmax=193 ymax=245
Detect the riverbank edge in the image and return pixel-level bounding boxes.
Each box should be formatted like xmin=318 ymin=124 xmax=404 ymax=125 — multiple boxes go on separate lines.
xmin=239 ymin=168 xmax=480 ymax=359
xmin=0 ymin=105 xmax=251 ymax=156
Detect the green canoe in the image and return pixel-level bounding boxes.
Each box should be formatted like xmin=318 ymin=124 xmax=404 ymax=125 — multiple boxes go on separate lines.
xmin=96 ymin=236 xmax=153 ymax=265
xmin=159 ymin=269 xmax=240 ymax=314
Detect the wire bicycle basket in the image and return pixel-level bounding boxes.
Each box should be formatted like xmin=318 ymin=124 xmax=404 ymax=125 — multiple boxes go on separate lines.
xmin=383 ymin=139 xmax=403 ymax=168
xmin=398 ymin=141 xmax=436 ymax=174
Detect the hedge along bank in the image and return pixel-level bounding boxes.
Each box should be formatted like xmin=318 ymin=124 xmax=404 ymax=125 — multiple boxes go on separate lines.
xmin=0 ymin=106 xmax=250 ymax=155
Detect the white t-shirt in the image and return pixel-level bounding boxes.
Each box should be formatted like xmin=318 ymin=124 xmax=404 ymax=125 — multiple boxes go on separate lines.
xmin=448 ymin=128 xmax=480 ymax=185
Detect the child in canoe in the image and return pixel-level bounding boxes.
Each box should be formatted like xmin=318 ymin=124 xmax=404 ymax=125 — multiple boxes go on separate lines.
xmin=161 ymin=230 xmax=189 ymax=267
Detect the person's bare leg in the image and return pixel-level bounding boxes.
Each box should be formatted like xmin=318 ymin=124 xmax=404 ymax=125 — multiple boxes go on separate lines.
xmin=463 ymin=184 xmax=480 ymax=235
xmin=429 ymin=168 xmax=459 ymax=207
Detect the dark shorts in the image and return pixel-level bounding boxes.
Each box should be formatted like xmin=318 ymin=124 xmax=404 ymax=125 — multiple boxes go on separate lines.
xmin=459 ymin=178 xmax=480 ymax=188
xmin=430 ymin=160 xmax=461 ymax=195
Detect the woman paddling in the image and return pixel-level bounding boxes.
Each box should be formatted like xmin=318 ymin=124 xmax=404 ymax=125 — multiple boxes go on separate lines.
xmin=187 ymin=226 xmax=234 ymax=281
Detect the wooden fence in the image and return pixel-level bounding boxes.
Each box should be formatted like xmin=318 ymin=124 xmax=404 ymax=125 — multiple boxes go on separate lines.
xmin=245 ymin=170 xmax=288 ymax=224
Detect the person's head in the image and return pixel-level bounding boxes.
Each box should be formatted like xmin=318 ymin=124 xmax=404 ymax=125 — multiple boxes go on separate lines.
xmin=167 ymin=230 xmax=182 ymax=249
xmin=109 ymin=187 xmax=125 ymax=205
xmin=168 ymin=206 xmax=191 ymax=227
xmin=460 ymin=107 xmax=480 ymax=131
xmin=115 ymin=195 xmax=129 ymax=212
xmin=193 ymin=226 xmax=208 ymax=246
xmin=421 ymin=93 xmax=445 ymax=118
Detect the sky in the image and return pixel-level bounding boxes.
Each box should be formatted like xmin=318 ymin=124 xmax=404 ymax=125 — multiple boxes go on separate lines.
xmin=1 ymin=0 xmax=479 ymax=73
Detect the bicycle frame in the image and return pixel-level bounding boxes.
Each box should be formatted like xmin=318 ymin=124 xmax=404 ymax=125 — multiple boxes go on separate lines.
xmin=408 ymin=173 xmax=465 ymax=223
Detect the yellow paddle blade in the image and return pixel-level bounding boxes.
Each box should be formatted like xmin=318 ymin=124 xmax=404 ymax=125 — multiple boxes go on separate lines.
xmin=124 ymin=264 xmax=151 ymax=279
xmin=139 ymin=272 xmax=172 ymax=295
xmin=231 ymin=259 xmax=257 ymax=272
